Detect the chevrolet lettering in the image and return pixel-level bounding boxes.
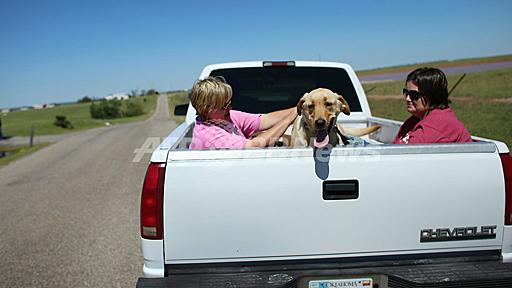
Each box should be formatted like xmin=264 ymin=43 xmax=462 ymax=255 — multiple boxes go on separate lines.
xmin=420 ymin=225 xmax=497 ymax=242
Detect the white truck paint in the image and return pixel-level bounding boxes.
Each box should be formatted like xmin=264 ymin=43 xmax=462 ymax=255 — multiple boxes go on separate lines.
xmin=138 ymin=61 xmax=512 ymax=288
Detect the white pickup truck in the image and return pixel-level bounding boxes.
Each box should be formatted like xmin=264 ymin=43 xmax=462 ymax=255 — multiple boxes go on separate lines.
xmin=137 ymin=61 xmax=512 ymax=288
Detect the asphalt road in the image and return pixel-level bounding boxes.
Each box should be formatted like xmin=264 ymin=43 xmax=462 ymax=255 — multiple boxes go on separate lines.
xmin=0 ymin=94 xmax=177 ymax=287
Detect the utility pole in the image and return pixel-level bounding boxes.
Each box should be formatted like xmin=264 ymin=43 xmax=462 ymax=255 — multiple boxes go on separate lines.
xmin=30 ymin=124 xmax=34 ymax=147
xmin=0 ymin=117 xmax=3 ymax=141
xmin=0 ymin=118 xmax=4 ymax=158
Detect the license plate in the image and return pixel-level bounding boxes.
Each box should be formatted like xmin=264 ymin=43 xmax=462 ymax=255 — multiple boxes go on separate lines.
xmin=308 ymin=277 xmax=373 ymax=288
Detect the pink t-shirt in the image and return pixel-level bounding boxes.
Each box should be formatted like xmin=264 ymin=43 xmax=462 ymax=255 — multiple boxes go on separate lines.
xmin=189 ymin=110 xmax=261 ymax=149
xmin=393 ymin=108 xmax=472 ymax=144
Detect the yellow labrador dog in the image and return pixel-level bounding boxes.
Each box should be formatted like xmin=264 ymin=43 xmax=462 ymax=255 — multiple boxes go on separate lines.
xmin=290 ymin=88 xmax=381 ymax=148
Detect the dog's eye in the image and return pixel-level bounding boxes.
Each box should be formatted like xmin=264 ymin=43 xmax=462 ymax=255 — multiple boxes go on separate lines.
xmin=325 ymin=102 xmax=333 ymax=107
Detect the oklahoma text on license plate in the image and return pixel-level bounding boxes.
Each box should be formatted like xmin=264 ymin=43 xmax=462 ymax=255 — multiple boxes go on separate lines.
xmin=309 ymin=277 xmax=372 ymax=288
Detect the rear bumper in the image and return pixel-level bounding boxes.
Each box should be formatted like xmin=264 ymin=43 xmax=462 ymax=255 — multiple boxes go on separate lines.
xmin=137 ymin=254 xmax=512 ymax=288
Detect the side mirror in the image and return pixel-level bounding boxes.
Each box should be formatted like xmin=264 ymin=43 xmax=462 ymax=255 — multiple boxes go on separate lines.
xmin=174 ymin=104 xmax=189 ymax=116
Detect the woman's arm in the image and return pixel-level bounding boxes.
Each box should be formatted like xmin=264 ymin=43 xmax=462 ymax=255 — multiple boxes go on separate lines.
xmin=245 ymin=109 xmax=297 ymax=148
xmin=258 ymin=107 xmax=296 ymax=131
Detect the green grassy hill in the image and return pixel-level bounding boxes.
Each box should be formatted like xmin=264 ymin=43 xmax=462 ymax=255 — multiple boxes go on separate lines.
xmin=2 ymin=95 xmax=157 ymax=137
xmin=357 ymin=54 xmax=512 ymax=76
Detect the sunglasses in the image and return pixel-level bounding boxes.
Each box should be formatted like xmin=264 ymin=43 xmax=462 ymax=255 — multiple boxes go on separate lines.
xmin=402 ymin=88 xmax=422 ymax=101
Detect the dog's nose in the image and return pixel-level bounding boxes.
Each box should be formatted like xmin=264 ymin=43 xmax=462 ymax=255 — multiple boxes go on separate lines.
xmin=315 ymin=119 xmax=326 ymax=128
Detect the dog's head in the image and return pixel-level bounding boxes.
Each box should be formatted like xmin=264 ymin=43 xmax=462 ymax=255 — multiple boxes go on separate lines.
xmin=296 ymin=88 xmax=350 ymax=147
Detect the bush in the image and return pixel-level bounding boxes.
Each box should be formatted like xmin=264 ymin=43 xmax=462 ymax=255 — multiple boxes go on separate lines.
xmin=146 ymin=89 xmax=159 ymax=96
xmin=90 ymin=100 xmax=123 ymax=119
xmin=77 ymin=96 xmax=93 ymax=103
xmin=123 ymin=100 xmax=144 ymax=117
xmin=90 ymin=98 xmax=145 ymax=119
xmin=54 ymin=115 xmax=74 ymax=129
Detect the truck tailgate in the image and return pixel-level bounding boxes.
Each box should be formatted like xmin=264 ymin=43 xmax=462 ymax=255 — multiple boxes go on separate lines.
xmin=163 ymin=143 xmax=504 ymax=264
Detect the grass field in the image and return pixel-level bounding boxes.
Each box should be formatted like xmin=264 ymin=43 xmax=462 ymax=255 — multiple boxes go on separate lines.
xmin=0 ymin=142 xmax=52 ymax=167
xmin=357 ymin=54 xmax=512 ymax=76
xmin=1 ymin=95 xmax=157 ymax=137
xmin=364 ymin=67 xmax=512 ymax=148
xmin=167 ymin=91 xmax=189 ymax=123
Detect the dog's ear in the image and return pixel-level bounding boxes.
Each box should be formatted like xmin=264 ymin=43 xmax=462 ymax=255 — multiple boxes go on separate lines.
xmin=337 ymin=95 xmax=350 ymax=115
xmin=296 ymin=95 xmax=306 ymax=116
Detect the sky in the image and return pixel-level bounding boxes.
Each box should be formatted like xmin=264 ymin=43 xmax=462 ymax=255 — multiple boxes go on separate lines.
xmin=1 ymin=0 xmax=511 ymax=109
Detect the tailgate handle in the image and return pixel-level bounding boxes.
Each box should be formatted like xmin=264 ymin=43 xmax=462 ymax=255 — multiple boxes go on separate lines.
xmin=323 ymin=180 xmax=359 ymax=200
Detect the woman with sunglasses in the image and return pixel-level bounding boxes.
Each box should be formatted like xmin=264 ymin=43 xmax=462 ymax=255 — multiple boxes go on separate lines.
xmin=189 ymin=76 xmax=297 ymax=149
xmin=392 ymin=67 xmax=472 ymax=144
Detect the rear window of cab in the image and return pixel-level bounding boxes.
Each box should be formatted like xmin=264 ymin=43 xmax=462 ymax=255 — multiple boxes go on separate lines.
xmin=209 ymin=67 xmax=362 ymax=114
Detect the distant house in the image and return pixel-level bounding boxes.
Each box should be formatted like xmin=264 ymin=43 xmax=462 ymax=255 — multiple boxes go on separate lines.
xmin=32 ymin=103 xmax=55 ymax=110
xmin=105 ymin=93 xmax=129 ymax=101
xmin=1 ymin=109 xmax=9 ymax=113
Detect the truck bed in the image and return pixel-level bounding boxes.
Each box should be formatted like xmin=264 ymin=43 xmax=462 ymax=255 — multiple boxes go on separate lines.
xmin=165 ymin=116 xmax=395 ymax=152
xmin=160 ymin=115 xmax=507 ymax=152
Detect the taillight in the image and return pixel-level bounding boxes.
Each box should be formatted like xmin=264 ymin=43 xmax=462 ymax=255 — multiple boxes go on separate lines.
xmin=501 ymin=153 xmax=512 ymax=225
xmin=141 ymin=162 xmax=165 ymax=239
